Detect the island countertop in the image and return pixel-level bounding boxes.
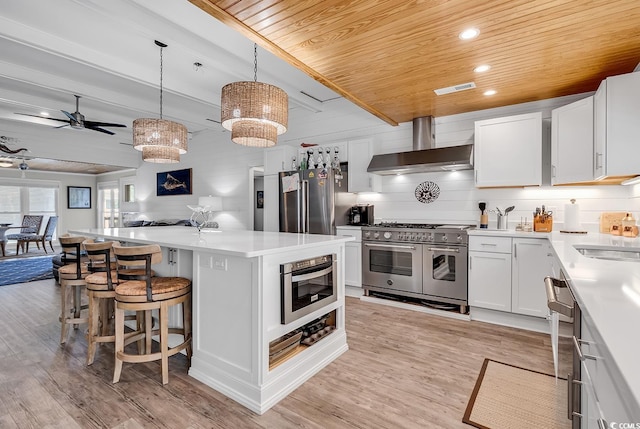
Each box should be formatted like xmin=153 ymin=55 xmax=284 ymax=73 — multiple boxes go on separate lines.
xmin=69 ymin=226 xmax=355 ymax=258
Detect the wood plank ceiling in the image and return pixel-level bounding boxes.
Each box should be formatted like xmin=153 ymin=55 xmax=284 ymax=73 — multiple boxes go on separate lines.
xmin=190 ymin=0 xmax=640 ymax=125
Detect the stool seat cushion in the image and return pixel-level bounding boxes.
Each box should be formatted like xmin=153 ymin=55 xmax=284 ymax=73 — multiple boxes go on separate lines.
xmin=116 ymin=277 xmax=191 ymax=299
xmin=58 ymin=263 xmax=90 ymax=277
xmin=86 ymin=269 xmax=155 ymax=290
xmin=85 ymin=271 xmax=119 ymax=289
xmin=89 ymin=261 xmax=118 ymax=271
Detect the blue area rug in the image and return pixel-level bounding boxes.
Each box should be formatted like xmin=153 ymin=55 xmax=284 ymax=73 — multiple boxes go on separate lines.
xmin=0 ymin=255 xmax=55 ymax=286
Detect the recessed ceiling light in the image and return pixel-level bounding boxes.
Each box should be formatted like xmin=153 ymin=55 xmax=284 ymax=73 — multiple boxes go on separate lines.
xmin=484 ymin=89 xmax=497 ymax=96
xmin=40 ymin=111 xmax=49 ymax=116
xmin=0 ymin=158 xmax=13 ymax=168
xmin=459 ymin=28 xmax=480 ymax=40
xmin=474 ymin=64 xmax=491 ymax=73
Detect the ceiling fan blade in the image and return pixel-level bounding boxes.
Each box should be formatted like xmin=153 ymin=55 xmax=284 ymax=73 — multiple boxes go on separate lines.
xmin=15 ymin=113 xmax=70 ymax=123
xmin=86 ymin=126 xmax=115 ymax=135
xmin=61 ymin=110 xmax=76 ymax=121
xmin=84 ymin=120 xmax=127 ymax=128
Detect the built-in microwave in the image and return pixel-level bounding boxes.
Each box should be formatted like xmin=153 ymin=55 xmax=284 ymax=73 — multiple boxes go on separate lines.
xmin=280 ymin=254 xmax=337 ymax=324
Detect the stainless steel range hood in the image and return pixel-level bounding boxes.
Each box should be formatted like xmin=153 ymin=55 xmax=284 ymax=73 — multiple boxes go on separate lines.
xmin=367 ymin=117 xmax=473 ymax=175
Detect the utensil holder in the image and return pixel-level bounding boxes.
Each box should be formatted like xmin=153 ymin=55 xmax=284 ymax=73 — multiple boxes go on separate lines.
xmin=496 ymin=214 xmax=508 ymax=230
xmin=534 ymin=215 xmax=553 ymax=232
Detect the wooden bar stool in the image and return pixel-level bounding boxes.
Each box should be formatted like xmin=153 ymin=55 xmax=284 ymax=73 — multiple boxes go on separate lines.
xmin=83 ymin=239 xmax=120 ymax=365
xmin=112 ymin=242 xmax=192 ymax=385
xmin=58 ymin=234 xmax=90 ymax=344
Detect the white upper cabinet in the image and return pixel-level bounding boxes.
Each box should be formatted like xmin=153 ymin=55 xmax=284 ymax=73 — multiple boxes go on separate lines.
xmin=474 ymin=112 xmax=542 ymax=187
xmin=551 ymin=96 xmax=594 ymax=184
xmin=594 ymin=71 xmax=640 ymax=179
xmin=347 ymin=139 xmax=381 ymax=193
xmin=264 ymin=145 xmax=298 ymax=175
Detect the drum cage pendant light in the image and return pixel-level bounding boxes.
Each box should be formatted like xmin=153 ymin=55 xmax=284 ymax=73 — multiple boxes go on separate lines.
xmin=133 ymin=40 xmax=187 ymax=163
xmin=221 ymin=44 xmax=288 ymax=148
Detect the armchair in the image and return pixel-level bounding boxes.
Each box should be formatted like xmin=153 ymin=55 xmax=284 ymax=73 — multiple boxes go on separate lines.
xmin=17 ymin=216 xmax=58 ymax=254
xmin=5 ymin=215 xmax=44 ymax=255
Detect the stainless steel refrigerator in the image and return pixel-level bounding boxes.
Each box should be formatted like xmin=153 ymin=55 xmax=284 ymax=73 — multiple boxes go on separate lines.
xmin=279 ymin=165 xmax=355 ymax=235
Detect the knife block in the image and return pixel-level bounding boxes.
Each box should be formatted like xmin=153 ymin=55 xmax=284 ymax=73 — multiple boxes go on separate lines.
xmin=534 ymin=215 xmax=553 ymax=232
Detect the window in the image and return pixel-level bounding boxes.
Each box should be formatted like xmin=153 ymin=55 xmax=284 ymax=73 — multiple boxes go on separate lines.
xmin=0 ymin=182 xmax=58 ymax=235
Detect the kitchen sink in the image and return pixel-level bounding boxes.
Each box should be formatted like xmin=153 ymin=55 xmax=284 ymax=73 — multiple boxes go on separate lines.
xmin=574 ymin=245 xmax=640 ymax=262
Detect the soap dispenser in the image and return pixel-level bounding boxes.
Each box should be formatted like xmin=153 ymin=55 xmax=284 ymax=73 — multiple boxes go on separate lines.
xmin=622 ymin=213 xmax=638 ymax=237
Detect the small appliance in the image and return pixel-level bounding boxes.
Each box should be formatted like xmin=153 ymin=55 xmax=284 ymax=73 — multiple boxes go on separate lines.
xmin=348 ymin=204 xmax=374 ymax=226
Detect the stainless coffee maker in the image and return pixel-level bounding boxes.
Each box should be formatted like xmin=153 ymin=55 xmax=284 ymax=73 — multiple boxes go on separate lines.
xmin=348 ymin=205 xmax=374 ymax=226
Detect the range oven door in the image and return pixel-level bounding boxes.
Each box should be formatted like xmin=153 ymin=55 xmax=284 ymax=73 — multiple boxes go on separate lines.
xmin=362 ymin=241 xmax=422 ymax=294
xmin=423 ymin=244 xmax=468 ymax=302
xmin=281 ymin=254 xmax=337 ymax=324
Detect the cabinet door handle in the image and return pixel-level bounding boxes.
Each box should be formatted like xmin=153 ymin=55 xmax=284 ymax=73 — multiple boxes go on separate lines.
xmin=469 ymin=256 xmax=472 ymax=270
xmin=596 ymin=152 xmax=603 ymax=169
xmin=552 ymin=165 xmax=556 ymax=178
xmin=567 ymin=373 xmax=574 ymax=420
xmin=514 ymin=243 xmax=517 ymax=258
xmin=572 ymin=336 xmax=597 ymax=361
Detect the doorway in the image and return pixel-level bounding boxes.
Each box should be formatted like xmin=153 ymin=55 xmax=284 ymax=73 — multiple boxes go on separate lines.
xmin=248 ymin=166 xmax=264 ymax=231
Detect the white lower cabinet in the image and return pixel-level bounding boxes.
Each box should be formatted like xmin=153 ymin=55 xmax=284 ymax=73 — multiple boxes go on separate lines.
xmin=469 ymin=235 xmax=551 ymax=318
xmin=469 ymin=249 xmax=511 ymax=311
xmin=336 ymin=227 xmax=362 ymax=288
xmin=511 ymin=238 xmax=551 ymax=317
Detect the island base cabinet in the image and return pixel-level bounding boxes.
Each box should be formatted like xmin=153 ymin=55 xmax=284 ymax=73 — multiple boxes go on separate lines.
xmin=579 ymin=316 xmax=635 ymax=428
xmin=188 ymin=243 xmax=348 ymax=415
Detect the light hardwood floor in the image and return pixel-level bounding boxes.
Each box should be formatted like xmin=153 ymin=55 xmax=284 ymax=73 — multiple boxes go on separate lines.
xmin=0 ymin=279 xmax=572 ymax=428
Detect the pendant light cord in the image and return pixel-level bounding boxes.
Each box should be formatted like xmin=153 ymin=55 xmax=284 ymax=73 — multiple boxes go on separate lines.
xmin=154 ymin=40 xmax=168 ymax=119
xmin=253 ymin=43 xmax=258 ymax=82
xmin=160 ymin=44 xmax=164 ymax=119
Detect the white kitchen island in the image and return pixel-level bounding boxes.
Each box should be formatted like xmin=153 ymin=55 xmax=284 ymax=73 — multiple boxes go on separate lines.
xmin=70 ymin=226 xmax=354 ymax=414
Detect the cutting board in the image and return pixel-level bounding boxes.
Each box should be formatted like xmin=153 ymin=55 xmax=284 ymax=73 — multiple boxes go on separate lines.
xmin=600 ymin=212 xmax=626 ymax=233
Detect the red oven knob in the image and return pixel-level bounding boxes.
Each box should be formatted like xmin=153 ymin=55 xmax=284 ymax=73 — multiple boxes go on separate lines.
xmin=373 ymin=232 xmax=380 ymax=239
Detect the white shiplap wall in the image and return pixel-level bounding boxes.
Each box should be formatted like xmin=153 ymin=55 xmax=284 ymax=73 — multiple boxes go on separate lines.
xmin=349 ymin=92 xmax=640 ymax=231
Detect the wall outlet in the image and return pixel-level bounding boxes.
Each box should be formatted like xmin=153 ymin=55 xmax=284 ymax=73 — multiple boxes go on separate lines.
xmin=213 ymin=258 xmax=227 ymax=271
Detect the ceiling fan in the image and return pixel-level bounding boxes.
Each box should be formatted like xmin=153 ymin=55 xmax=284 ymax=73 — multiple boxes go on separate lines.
xmin=16 ymin=95 xmax=127 ymax=135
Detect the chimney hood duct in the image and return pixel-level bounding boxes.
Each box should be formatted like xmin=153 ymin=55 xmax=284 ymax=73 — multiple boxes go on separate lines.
xmin=367 ymin=117 xmax=473 ymax=175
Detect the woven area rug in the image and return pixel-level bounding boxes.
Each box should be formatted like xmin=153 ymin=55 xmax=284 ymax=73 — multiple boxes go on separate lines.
xmin=0 ymin=254 xmax=54 ymax=286
xmin=463 ymin=359 xmax=570 ymax=429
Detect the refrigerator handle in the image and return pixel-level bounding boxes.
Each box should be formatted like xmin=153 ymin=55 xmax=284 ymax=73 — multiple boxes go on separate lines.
xmin=302 ymin=180 xmax=309 ymax=233
xmin=296 ymin=182 xmax=302 ymax=233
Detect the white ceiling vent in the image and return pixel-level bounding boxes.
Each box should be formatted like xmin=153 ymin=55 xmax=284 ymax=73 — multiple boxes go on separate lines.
xmin=434 ymin=82 xmax=476 ymax=96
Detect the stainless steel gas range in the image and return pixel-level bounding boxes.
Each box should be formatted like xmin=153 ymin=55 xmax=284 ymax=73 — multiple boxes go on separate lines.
xmin=362 ymin=222 xmax=474 ymax=313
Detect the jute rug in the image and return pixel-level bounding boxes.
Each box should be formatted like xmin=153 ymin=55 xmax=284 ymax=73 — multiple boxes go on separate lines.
xmin=463 ymin=359 xmax=570 ymax=429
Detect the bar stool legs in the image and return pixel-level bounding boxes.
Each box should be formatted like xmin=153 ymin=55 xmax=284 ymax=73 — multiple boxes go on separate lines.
xmin=59 ymin=278 xmax=88 ymax=344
